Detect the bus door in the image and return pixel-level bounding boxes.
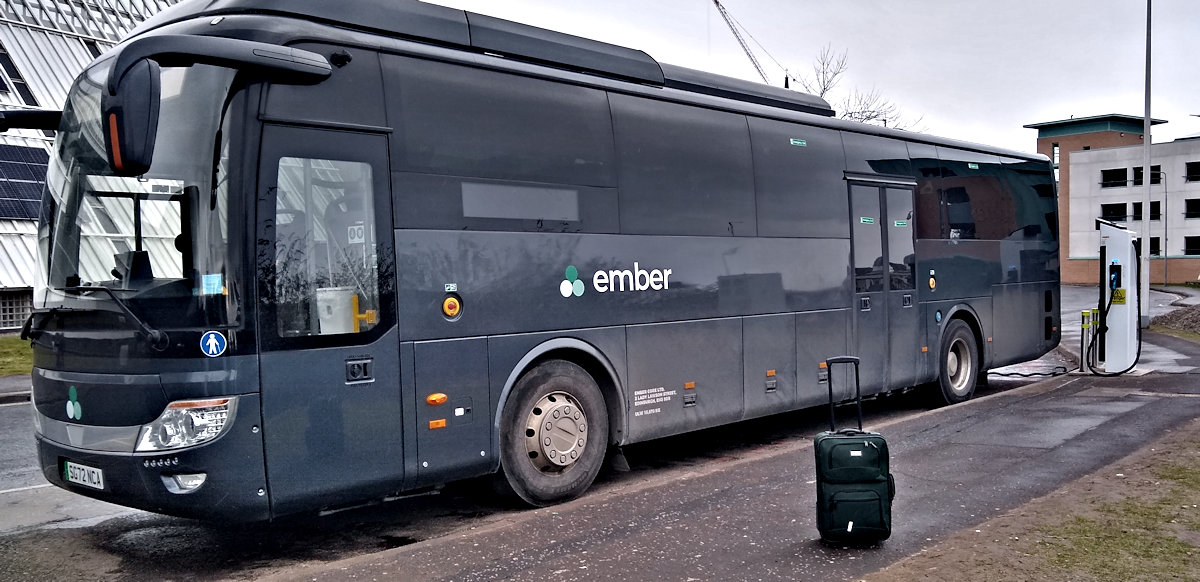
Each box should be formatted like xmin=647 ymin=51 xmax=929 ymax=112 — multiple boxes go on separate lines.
xmin=255 ymin=125 xmax=402 ymax=516
xmin=849 ymin=181 xmax=919 ymax=394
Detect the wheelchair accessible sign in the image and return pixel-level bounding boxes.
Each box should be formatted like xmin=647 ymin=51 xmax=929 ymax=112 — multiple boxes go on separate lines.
xmin=201 ymin=331 xmax=227 ymax=357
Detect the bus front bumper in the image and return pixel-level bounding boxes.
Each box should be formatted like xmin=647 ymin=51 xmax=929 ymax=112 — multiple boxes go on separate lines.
xmin=35 ymin=393 xmax=271 ymax=522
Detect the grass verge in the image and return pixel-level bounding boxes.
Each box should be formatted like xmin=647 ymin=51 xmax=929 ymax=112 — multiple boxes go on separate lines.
xmin=0 ymin=335 xmax=32 ymax=376
xmin=1149 ymin=324 xmax=1200 ymax=343
xmin=1035 ymin=445 xmax=1200 ymax=581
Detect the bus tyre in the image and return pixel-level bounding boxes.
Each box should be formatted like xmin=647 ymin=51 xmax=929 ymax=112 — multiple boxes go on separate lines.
xmin=937 ymin=319 xmax=979 ymax=405
xmin=498 ymin=360 xmax=608 ymax=507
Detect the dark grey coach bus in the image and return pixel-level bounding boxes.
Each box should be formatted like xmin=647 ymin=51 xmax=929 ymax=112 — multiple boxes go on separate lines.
xmin=16 ymin=0 xmax=1059 ymax=521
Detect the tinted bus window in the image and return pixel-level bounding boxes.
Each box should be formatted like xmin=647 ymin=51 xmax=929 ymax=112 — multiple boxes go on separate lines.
xmin=886 ymin=187 xmax=915 ymax=290
xmin=936 ymin=148 xmax=1007 ymax=241
xmin=907 ymin=142 xmax=943 ymax=239
xmin=999 ymin=158 xmax=1058 ymax=242
xmin=611 ymin=93 xmax=755 ymax=236
xmin=842 ymin=132 xmax=911 ymax=177
xmin=748 ymin=118 xmax=847 ymax=238
xmin=383 ymin=55 xmax=615 ymax=187
xmin=850 ymin=184 xmax=883 ymax=293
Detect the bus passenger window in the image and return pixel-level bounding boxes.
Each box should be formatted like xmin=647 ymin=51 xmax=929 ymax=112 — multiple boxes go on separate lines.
xmin=274 ymin=157 xmax=380 ymax=337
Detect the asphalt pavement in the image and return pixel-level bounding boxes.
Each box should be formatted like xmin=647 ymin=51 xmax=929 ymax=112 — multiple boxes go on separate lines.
xmin=4 ymin=285 xmax=1200 ymax=582
xmin=249 ymin=285 xmax=1200 ymax=582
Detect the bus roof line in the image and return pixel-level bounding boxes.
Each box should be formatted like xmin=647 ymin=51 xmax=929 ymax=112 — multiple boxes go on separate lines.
xmin=126 ymin=0 xmax=835 ymax=117
xmin=129 ymin=0 xmax=1041 ymax=162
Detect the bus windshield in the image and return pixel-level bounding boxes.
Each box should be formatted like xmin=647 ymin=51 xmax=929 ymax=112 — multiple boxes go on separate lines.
xmin=40 ymin=59 xmax=240 ymax=328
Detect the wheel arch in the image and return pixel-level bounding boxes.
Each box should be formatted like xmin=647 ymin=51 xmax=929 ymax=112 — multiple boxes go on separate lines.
xmin=493 ymin=338 xmax=627 ymax=452
xmin=941 ymin=303 xmax=986 ymax=371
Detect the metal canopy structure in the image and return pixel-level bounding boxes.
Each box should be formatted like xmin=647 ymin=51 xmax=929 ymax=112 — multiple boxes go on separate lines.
xmin=0 ymin=0 xmax=173 ymax=42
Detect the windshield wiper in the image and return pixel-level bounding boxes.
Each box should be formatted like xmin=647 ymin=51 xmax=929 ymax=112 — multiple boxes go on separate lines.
xmin=64 ymin=286 xmax=170 ymax=351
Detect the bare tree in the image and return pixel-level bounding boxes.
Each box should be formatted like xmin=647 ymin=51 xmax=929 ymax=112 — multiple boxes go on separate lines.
xmin=796 ymin=44 xmax=847 ymax=99
xmin=797 ymin=43 xmax=923 ymax=131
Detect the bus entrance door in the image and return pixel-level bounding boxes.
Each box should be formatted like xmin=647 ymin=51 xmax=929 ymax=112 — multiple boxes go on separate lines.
xmin=850 ymin=182 xmax=919 ymax=396
xmin=255 ymin=125 xmax=402 ymax=516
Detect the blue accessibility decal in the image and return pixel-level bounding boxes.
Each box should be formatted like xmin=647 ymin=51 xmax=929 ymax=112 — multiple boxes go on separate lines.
xmin=201 ymin=331 xmax=227 ymax=358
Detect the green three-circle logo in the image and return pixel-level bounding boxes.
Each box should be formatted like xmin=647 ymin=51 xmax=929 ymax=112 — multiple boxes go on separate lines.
xmin=559 ymin=266 xmax=585 ymax=298
xmin=65 ymin=385 xmax=82 ymax=421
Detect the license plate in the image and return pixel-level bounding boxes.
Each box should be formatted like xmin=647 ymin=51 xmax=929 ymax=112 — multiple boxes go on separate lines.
xmin=64 ymin=460 xmax=105 ymax=490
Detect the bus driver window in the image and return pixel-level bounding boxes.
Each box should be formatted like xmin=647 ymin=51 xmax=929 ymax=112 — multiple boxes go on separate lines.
xmin=274 ymin=157 xmax=380 ymax=336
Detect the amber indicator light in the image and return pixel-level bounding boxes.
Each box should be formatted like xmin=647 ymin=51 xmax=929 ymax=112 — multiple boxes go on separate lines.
xmin=766 ymin=369 xmax=776 ymax=377
xmin=426 ymin=393 xmax=448 ymax=406
xmin=684 ymin=381 xmax=696 ymax=390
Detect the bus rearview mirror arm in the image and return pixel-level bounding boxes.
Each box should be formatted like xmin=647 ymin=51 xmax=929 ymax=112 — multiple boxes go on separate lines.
xmin=103 ymin=35 xmax=333 ymax=176
xmin=106 ymin=34 xmax=333 ymax=96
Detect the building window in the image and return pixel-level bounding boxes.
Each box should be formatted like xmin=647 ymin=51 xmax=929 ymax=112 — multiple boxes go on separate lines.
xmin=0 ymin=290 xmax=32 ymax=331
xmin=1185 ymin=198 xmax=1200 ymax=219
xmin=1149 ymin=237 xmax=1161 ymax=257
xmin=1101 ymin=168 xmax=1127 ymax=188
xmin=1083 ymin=146 xmax=1091 ymax=151
xmin=1131 ymin=201 xmax=1162 ymax=221
xmin=1100 ymin=203 xmax=1127 ymax=222
xmin=1187 ymin=162 xmax=1200 ymax=182
xmin=1133 ymin=165 xmax=1161 ymax=186
xmin=1051 ymin=143 xmax=1060 ymax=166
xmin=1185 ymin=236 xmax=1200 ymax=256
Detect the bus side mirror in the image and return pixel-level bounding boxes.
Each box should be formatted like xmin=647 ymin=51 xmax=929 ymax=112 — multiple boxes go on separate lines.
xmin=101 ymin=58 xmax=161 ymax=177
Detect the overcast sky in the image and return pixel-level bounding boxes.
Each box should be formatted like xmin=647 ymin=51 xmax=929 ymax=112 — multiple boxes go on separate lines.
xmin=424 ymin=0 xmax=1200 ymax=155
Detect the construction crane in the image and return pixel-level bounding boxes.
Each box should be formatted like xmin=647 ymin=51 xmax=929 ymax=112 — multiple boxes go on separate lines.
xmin=712 ymin=0 xmax=770 ymax=84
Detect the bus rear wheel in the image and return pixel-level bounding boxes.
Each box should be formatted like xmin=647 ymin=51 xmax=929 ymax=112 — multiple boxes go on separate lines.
xmin=498 ymin=359 xmax=608 ymax=506
xmin=937 ymin=319 xmax=979 ymax=405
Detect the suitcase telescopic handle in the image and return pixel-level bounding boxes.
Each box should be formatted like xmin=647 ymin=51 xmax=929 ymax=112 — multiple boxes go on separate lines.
xmin=825 ymin=356 xmax=863 ymax=432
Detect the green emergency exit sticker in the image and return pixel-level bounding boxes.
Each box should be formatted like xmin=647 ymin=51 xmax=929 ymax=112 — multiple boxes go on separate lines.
xmin=968 ymin=162 xmax=980 ymax=170
xmin=894 ymin=220 xmax=909 ymax=227
xmin=790 ymin=138 xmax=807 ymax=146
xmin=860 ymin=217 xmax=875 ymax=224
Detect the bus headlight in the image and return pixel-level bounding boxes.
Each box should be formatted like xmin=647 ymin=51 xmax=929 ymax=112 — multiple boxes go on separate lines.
xmin=135 ymin=398 xmax=237 ymax=452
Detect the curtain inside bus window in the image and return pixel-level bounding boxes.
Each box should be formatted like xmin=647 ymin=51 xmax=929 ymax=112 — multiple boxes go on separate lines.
xmin=274 ymin=158 xmax=379 ymax=336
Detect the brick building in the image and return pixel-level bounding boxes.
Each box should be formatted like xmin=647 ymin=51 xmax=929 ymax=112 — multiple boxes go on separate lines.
xmin=1021 ymin=114 xmax=1200 ymax=285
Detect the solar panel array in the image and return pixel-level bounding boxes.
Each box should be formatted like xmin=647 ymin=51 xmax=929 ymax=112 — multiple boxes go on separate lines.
xmin=0 ymin=143 xmax=48 ymax=220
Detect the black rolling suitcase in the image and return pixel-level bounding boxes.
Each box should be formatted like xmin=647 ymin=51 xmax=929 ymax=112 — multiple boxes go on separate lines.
xmin=814 ymin=356 xmax=895 ymax=543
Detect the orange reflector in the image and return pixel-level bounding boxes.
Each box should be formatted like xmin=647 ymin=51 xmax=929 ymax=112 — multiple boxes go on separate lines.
xmin=766 ymin=369 xmax=776 ymax=377
xmin=429 ymin=419 xmax=446 ymax=429
xmin=426 ymin=393 xmax=448 ymax=406
xmin=442 ymin=296 xmax=461 ymax=318
xmin=921 ymin=346 xmax=928 ymax=353
xmin=1053 ymin=326 xmax=1058 ymax=332
xmin=818 ymin=362 xmax=827 ymax=369
xmin=684 ymin=381 xmax=696 ymax=389
xmin=987 ymin=337 xmax=993 ymax=343
xmin=107 ymin=113 xmax=124 ymax=172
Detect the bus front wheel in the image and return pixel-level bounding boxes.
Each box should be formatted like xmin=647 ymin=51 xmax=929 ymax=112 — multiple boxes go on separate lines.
xmin=937 ymin=319 xmax=979 ymax=405
xmin=498 ymin=359 xmax=608 ymax=507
